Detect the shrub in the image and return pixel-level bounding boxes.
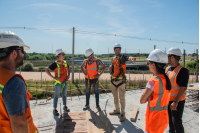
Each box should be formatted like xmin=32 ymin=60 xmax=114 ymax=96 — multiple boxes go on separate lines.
xmin=39 ymin=66 xmax=46 ymax=70
xmin=23 ymin=63 xmax=34 ymax=71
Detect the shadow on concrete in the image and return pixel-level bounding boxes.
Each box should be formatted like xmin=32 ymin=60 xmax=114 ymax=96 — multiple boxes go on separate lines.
xmin=194 ymin=108 xmax=199 ymax=113
xmin=88 ymin=110 xmax=116 ymax=133
xmin=55 ymin=113 xmax=76 ymax=132
xmin=111 ymin=114 xmax=144 ymax=133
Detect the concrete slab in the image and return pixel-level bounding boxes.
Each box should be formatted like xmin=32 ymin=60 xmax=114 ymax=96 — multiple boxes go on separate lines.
xmin=30 ymin=90 xmax=199 ymax=133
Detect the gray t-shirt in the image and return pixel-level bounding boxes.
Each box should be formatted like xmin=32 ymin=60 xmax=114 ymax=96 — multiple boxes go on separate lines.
xmin=2 ymin=76 xmax=29 ymax=116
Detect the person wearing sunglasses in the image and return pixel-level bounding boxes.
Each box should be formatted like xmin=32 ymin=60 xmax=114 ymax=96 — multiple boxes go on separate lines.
xmin=166 ymin=47 xmax=189 ymax=133
xmin=140 ymin=49 xmax=171 ymax=133
xmin=0 ymin=31 xmax=38 ymax=133
xmin=45 ymin=49 xmax=70 ymax=116
xmin=80 ymin=48 xmax=106 ymax=111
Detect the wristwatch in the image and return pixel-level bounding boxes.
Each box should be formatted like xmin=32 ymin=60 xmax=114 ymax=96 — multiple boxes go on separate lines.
xmin=174 ymin=100 xmax=178 ymax=104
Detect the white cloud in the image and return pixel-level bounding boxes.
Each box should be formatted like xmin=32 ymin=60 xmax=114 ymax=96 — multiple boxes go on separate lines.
xmin=21 ymin=3 xmax=83 ymax=11
xmin=98 ymin=0 xmax=123 ymax=12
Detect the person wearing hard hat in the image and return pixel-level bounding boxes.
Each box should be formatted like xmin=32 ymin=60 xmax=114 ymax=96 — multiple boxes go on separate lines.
xmin=109 ymin=43 xmax=136 ymax=122
xmin=0 ymin=31 xmax=38 ymax=133
xmin=80 ymin=48 xmax=106 ymax=111
xmin=166 ymin=47 xmax=189 ymax=133
xmin=140 ymin=49 xmax=171 ymax=133
xmin=45 ymin=49 xmax=70 ymax=116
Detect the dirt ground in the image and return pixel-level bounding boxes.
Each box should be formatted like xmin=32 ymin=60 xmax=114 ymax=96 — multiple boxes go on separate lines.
xmin=16 ymin=71 xmax=196 ymax=82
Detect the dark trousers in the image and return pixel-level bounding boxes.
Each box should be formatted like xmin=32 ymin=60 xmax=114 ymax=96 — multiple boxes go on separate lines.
xmin=168 ymin=100 xmax=185 ymax=133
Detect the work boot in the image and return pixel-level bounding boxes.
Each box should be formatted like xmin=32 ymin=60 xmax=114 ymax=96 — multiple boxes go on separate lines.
xmin=96 ymin=105 xmax=101 ymax=111
xmin=83 ymin=105 xmax=90 ymax=110
xmin=63 ymin=106 xmax=70 ymax=112
xmin=109 ymin=110 xmax=120 ymax=115
xmin=53 ymin=110 xmax=59 ymax=116
xmin=119 ymin=114 xmax=125 ymax=122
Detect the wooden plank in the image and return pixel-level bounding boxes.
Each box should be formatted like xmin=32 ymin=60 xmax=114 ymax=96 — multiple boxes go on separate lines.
xmin=61 ymin=112 xmax=86 ymax=120
xmin=130 ymin=108 xmax=139 ymax=122
xmin=56 ymin=111 xmax=116 ymax=133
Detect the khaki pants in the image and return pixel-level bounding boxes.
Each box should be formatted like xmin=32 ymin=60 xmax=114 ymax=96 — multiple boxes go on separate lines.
xmin=111 ymin=80 xmax=126 ymax=115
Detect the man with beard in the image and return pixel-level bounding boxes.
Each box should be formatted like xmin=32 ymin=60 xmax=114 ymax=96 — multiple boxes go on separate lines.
xmin=0 ymin=31 xmax=38 ymax=133
xmin=109 ymin=43 xmax=136 ymax=122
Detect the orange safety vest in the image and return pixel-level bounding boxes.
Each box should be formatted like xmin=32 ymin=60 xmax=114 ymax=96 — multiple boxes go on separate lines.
xmin=145 ymin=75 xmax=170 ymax=133
xmin=84 ymin=58 xmax=99 ymax=79
xmin=165 ymin=65 xmax=187 ymax=101
xmin=54 ymin=60 xmax=69 ymax=83
xmin=0 ymin=67 xmax=38 ymax=133
xmin=111 ymin=55 xmax=126 ymax=80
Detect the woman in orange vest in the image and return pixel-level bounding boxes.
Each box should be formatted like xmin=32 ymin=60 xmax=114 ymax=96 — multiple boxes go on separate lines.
xmin=140 ymin=49 xmax=171 ymax=133
xmin=0 ymin=31 xmax=38 ymax=133
xmin=46 ymin=49 xmax=70 ymax=116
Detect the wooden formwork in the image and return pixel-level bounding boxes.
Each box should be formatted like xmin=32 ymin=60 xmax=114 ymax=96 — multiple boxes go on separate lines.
xmin=56 ymin=111 xmax=116 ymax=133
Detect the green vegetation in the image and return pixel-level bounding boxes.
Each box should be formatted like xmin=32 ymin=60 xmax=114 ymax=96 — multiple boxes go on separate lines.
xmin=23 ymin=63 xmax=34 ymax=71
xmin=26 ymin=79 xmax=148 ymax=100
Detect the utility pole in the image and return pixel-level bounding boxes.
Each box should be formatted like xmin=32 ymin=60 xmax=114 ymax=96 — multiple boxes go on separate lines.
xmin=165 ymin=47 xmax=166 ymax=52
xmin=72 ymin=27 xmax=75 ymax=83
xmin=154 ymin=45 xmax=156 ymax=49
xmin=139 ymin=49 xmax=140 ymax=60
xmin=52 ymin=45 xmax=53 ymax=54
xmin=108 ymin=47 xmax=109 ymax=61
xmin=196 ymin=49 xmax=198 ymax=82
xmin=183 ymin=49 xmax=185 ymax=67
xmin=125 ymin=48 xmax=126 ymax=54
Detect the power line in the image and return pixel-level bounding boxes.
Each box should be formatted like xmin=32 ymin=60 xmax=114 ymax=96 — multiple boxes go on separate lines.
xmin=75 ymin=29 xmax=198 ymax=45
xmin=0 ymin=27 xmax=71 ymax=32
xmin=0 ymin=27 xmax=198 ymax=45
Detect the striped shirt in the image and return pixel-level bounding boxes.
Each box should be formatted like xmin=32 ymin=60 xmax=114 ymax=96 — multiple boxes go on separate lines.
xmin=81 ymin=57 xmax=104 ymax=67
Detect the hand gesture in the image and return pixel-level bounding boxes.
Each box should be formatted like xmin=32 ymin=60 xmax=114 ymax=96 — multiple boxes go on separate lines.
xmin=170 ymin=102 xmax=178 ymax=111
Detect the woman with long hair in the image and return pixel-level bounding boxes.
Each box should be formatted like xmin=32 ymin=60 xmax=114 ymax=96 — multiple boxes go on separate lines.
xmin=140 ymin=49 xmax=171 ymax=133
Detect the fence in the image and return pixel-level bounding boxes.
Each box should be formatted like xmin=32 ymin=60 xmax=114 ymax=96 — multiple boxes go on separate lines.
xmin=17 ymin=68 xmax=199 ymax=100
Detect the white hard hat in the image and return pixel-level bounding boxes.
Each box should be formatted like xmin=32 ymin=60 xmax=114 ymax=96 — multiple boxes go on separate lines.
xmin=0 ymin=31 xmax=30 ymax=50
xmin=147 ymin=49 xmax=168 ymax=63
xmin=167 ymin=47 xmax=182 ymax=56
xmin=55 ymin=49 xmax=65 ymax=56
xmin=85 ymin=48 xmax=94 ymax=57
xmin=113 ymin=43 xmax=122 ymax=49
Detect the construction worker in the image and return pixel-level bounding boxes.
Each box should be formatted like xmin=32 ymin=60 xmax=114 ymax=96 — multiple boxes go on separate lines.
xmin=81 ymin=48 xmax=106 ymax=111
xmin=140 ymin=49 xmax=171 ymax=133
xmin=0 ymin=31 xmax=38 ymax=133
xmin=109 ymin=43 xmax=136 ymax=122
xmin=166 ymin=47 xmax=189 ymax=133
xmin=45 ymin=49 xmax=70 ymax=116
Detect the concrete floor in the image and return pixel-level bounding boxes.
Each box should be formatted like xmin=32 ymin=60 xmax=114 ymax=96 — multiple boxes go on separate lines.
xmin=31 ymin=90 xmax=199 ymax=133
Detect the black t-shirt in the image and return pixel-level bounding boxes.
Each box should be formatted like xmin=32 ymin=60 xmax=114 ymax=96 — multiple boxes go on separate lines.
xmin=49 ymin=62 xmax=69 ymax=70
xmin=112 ymin=54 xmax=129 ymax=65
xmin=167 ymin=66 xmax=189 ymax=87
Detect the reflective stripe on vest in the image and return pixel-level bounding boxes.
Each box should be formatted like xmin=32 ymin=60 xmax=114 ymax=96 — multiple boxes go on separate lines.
xmin=170 ymin=92 xmax=187 ymax=96
xmin=85 ymin=61 xmax=97 ymax=71
xmin=0 ymin=84 xmax=4 ymax=93
xmin=170 ymin=65 xmax=182 ymax=90
xmin=167 ymin=65 xmax=187 ymax=99
xmin=147 ymin=76 xmax=168 ymax=111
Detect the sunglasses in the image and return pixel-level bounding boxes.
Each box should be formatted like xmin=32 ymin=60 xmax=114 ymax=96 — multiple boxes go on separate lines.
xmin=14 ymin=48 xmax=24 ymax=54
xmin=59 ymin=53 xmax=65 ymax=56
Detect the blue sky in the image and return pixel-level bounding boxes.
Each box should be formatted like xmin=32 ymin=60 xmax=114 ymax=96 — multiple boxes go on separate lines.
xmin=0 ymin=0 xmax=199 ymax=54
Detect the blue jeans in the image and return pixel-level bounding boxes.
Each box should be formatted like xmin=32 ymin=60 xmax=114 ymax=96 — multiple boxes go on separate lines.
xmin=53 ymin=81 xmax=68 ymax=108
xmin=85 ymin=78 xmax=99 ymax=106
